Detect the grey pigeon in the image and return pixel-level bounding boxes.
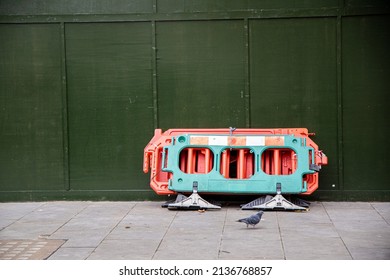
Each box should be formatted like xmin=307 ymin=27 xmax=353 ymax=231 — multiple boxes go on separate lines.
xmin=237 ymin=211 xmax=264 ymax=228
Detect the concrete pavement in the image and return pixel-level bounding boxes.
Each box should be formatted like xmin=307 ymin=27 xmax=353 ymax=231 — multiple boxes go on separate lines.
xmin=0 ymin=201 xmax=389 ymax=260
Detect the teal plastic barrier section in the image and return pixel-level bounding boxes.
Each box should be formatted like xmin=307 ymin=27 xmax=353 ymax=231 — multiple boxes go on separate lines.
xmin=161 ymin=134 xmax=316 ymax=195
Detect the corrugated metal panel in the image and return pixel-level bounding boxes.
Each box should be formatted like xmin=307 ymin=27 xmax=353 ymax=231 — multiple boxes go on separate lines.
xmin=0 ymin=0 xmax=154 ymax=15
xmin=156 ymin=20 xmax=246 ymax=129
xmin=157 ymin=0 xmax=339 ymax=12
xmin=345 ymin=0 xmax=388 ymax=8
xmin=0 ymin=24 xmax=64 ymax=191
xmin=249 ymin=18 xmax=339 ymax=190
xmin=342 ymin=15 xmax=390 ymax=191
xmin=66 ymin=22 xmax=154 ymax=191
xmin=0 ymin=1 xmax=389 ymax=201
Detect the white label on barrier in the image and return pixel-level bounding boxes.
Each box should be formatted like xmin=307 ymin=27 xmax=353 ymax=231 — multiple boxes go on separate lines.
xmin=209 ymin=136 xmax=228 ymax=146
xmin=246 ymin=136 xmax=265 ymax=146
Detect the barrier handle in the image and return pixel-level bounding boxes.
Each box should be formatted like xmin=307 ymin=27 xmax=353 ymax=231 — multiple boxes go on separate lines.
xmin=143 ymin=152 xmax=149 ymax=173
xmin=309 ymin=148 xmax=315 ymax=164
xmin=162 ymin=147 xmax=169 ymax=171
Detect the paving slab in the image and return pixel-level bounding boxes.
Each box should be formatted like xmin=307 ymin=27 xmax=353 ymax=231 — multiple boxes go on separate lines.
xmin=0 ymin=202 xmax=45 ymax=230
xmin=371 ymin=202 xmax=390 ymax=224
xmin=283 ymin=237 xmax=352 ymax=260
xmin=48 ymin=247 xmax=95 ymax=260
xmin=322 ymin=202 xmax=390 ymax=260
xmin=0 ymin=201 xmax=389 ymax=260
xmin=219 ymin=209 xmax=284 ymax=260
xmin=153 ymin=210 xmax=226 ymax=260
xmin=88 ymin=238 xmax=162 ymax=260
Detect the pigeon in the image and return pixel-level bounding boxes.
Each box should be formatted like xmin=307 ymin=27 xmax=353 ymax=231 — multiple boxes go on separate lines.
xmin=236 ymin=211 xmax=264 ymax=228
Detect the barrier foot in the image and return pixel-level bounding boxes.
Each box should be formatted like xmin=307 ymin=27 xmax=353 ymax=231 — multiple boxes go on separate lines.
xmin=161 ymin=194 xmax=188 ymax=208
xmin=241 ymin=183 xmax=309 ymax=211
xmin=164 ymin=182 xmax=221 ymax=210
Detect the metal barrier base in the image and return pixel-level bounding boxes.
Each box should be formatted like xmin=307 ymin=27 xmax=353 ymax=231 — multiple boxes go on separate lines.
xmin=241 ymin=194 xmax=309 ymax=211
xmin=162 ymin=181 xmax=221 ymax=210
xmin=241 ymin=183 xmax=310 ymax=211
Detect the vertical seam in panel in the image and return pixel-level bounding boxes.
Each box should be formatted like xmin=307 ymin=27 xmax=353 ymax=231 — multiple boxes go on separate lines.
xmin=152 ymin=0 xmax=159 ymax=128
xmin=153 ymin=0 xmax=157 ymax=13
xmin=336 ymin=14 xmax=344 ymax=192
xmin=340 ymin=0 xmax=346 ymax=11
xmin=152 ymin=20 xmax=158 ymax=129
xmin=60 ymin=22 xmax=70 ymax=191
xmin=244 ymin=18 xmax=251 ymax=128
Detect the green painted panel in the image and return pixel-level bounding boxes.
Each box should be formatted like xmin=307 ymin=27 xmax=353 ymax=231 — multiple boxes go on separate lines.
xmin=0 ymin=24 xmax=64 ymax=191
xmin=157 ymin=20 xmax=246 ymax=129
xmin=0 ymin=0 xmax=153 ymax=15
xmin=345 ymin=0 xmax=389 ymax=8
xmin=342 ymin=15 xmax=390 ymax=191
xmin=66 ymin=22 xmax=153 ymax=191
xmin=158 ymin=0 xmax=338 ymax=13
xmin=249 ymin=18 xmax=338 ymax=190
xmin=0 ymin=4 xmax=389 ymax=202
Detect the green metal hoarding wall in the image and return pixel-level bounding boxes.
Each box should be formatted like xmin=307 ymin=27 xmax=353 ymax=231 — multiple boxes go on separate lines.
xmin=0 ymin=1 xmax=389 ymax=201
